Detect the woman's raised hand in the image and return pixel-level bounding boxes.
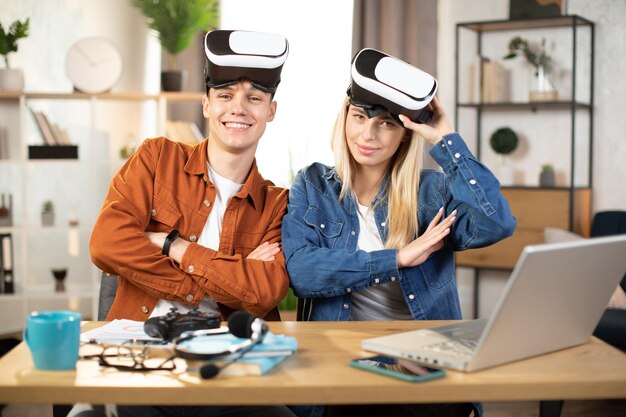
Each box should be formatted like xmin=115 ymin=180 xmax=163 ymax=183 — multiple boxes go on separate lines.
xmin=396 ymin=208 xmax=457 ymax=268
xmin=398 ymin=97 xmax=455 ymax=145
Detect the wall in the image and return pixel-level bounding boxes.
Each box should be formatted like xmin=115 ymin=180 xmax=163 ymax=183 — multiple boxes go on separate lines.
xmin=220 ymin=0 xmax=354 ymax=186
xmin=0 ymin=0 xmax=156 ymax=92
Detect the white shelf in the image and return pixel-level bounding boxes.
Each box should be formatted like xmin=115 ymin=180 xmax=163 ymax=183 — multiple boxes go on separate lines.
xmin=1 ymin=91 xmax=205 ymax=334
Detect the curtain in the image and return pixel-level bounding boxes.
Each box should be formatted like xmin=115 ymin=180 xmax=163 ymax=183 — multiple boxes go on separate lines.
xmin=352 ymin=0 xmax=437 ymax=75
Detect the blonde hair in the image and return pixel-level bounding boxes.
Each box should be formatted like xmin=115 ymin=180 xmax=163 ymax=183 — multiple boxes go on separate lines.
xmin=331 ymin=97 xmax=424 ymax=249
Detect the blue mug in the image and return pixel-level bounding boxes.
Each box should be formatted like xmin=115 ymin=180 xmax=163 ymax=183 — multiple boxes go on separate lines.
xmin=24 ymin=310 xmax=82 ymax=370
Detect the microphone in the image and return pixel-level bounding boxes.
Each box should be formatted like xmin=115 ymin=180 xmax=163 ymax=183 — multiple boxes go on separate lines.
xmin=199 ymin=311 xmax=268 ymax=379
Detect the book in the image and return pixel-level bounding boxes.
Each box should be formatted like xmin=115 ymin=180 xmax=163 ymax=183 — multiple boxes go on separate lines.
xmin=166 ymin=120 xmax=203 ymax=144
xmin=30 ymin=108 xmax=57 ymax=145
xmin=189 ymin=122 xmax=205 ymax=142
xmin=468 ymin=55 xmax=488 ymax=103
xmin=188 ymin=332 xmax=298 ymax=376
xmin=0 ymin=126 xmax=9 ymax=159
xmin=481 ymin=60 xmax=509 ymax=103
xmin=1 ymin=233 xmax=14 ymax=294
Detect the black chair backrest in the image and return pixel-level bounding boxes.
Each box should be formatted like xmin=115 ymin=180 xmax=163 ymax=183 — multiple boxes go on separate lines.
xmin=591 ymin=211 xmax=626 ymax=290
xmin=98 ymin=273 xmax=119 ymax=321
xmin=591 ymin=211 xmax=626 ymax=237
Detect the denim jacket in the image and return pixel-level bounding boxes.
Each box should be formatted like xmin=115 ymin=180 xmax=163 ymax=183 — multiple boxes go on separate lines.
xmin=283 ymin=133 xmax=516 ymax=324
xmin=282 ymin=133 xmax=514 ymax=417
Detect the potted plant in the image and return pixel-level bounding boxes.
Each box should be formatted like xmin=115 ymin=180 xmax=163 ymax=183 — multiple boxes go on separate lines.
xmin=504 ymin=36 xmax=557 ymax=101
xmin=131 ymin=0 xmax=219 ymax=91
xmin=41 ymin=199 xmax=55 ymax=226
xmin=539 ymin=164 xmax=556 ymax=187
xmin=0 ymin=17 xmax=30 ymax=92
xmin=489 ymin=127 xmax=519 ymax=186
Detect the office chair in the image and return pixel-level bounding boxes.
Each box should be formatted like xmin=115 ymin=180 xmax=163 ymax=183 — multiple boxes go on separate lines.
xmin=591 ymin=211 xmax=626 ymax=352
xmin=98 ymin=273 xmax=119 ymax=320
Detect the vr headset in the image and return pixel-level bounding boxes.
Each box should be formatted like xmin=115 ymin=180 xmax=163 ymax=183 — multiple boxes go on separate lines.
xmin=204 ymin=30 xmax=289 ymax=94
xmin=347 ymin=48 xmax=438 ymax=124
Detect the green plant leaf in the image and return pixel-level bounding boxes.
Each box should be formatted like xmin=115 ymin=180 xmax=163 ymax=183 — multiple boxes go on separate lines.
xmin=131 ymin=0 xmax=219 ymax=70
xmin=0 ymin=17 xmax=30 ymax=68
xmin=490 ymin=127 xmax=519 ymax=155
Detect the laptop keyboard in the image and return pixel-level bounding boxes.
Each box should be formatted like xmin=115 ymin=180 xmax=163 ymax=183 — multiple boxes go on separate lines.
xmin=423 ymin=339 xmax=478 ymax=357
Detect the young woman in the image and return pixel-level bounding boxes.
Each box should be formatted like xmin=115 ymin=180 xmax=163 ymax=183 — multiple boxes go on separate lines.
xmin=282 ymin=49 xmax=516 ymax=417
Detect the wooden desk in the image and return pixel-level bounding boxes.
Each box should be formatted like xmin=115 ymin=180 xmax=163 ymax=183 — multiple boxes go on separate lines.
xmin=0 ymin=321 xmax=625 ymax=406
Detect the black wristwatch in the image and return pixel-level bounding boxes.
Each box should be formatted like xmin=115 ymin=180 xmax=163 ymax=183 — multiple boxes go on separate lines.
xmin=162 ymin=229 xmax=181 ymax=256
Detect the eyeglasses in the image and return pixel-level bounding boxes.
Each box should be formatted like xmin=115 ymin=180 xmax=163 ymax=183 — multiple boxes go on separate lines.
xmin=79 ymin=340 xmax=176 ymax=372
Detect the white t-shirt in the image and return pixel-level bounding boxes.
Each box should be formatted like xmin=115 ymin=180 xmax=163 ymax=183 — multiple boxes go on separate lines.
xmin=150 ymin=163 xmax=243 ymax=318
xmin=349 ymin=202 xmax=413 ymax=321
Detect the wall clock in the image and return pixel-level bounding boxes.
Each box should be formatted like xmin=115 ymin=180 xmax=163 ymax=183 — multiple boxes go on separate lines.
xmin=66 ymin=37 xmax=123 ymax=94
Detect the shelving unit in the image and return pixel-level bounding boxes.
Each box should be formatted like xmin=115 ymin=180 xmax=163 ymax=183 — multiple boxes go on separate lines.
xmin=453 ymin=15 xmax=594 ymax=318
xmin=454 ymin=15 xmax=594 ymax=269
xmin=0 ymin=91 xmax=205 ymax=335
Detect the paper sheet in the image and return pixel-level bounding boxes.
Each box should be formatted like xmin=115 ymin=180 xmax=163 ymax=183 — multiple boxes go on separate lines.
xmin=81 ymin=319 xmax=163 ymax=344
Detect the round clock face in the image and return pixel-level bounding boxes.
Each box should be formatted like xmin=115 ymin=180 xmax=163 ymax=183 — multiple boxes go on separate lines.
xmin=66 ymin=37 xmax=123 ymax=94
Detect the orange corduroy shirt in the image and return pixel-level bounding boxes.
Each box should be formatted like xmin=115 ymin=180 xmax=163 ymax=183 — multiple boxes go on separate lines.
xmin=90 ymin=137 xmax=289 ymax=321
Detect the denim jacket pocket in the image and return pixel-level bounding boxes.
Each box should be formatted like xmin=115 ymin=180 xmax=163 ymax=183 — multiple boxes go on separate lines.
xmin=417 ymin=250 xmax=454 ymax=291
xmin=303 ymin=206 xmax=343 ymax=247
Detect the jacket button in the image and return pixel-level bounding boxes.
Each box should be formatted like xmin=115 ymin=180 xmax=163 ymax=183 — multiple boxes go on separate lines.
xmin=204 ymin=199 xmax=211 ymax=207
xmin=187 ymin=265 xmax=195 ymax=273
xmin=343 ymin=303 xmax=349 ymax=309
xmin=189 ymin=235 xmax=197 ymax=242
xmin=141 ymin=306 xmax=149 ymax=314
xmin=320 ymin=224 xmax=325 ymax=229
xmin=408 ymin=294 xmax=415 ymax=300
xmin=454 ymin=152 xmax=461 ymax=159
xmin=351 ymin=231 xmax=356 ymax=236
xmin=346 ymin=288 xmax=352 ymax=293
xmin=390 ymin=276 xmax=396 ymax=282
xmin=186 ymin=294 xmax=194 ymax=302
xmin=151 ymin=209 xmax=156 ymax=216
xmin=374 ymin=278 xmax=380 ymax=284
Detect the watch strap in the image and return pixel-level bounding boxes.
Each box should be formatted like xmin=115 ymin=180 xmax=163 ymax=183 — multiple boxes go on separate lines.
xmin=162 ymin=229 xmax=181 ymax=256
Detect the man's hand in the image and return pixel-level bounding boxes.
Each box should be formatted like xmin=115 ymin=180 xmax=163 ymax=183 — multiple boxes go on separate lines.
xmin=396 ymin=208 xmax=457 ymax=268
xmin=247 ymin=241 xmax=281 ymax=262
xmin=145 ymin=231 xmax=190 ymax=264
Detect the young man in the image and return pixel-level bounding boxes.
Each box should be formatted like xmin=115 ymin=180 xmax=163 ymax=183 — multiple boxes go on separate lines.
xmin=91 ymin=29 xmax=290 ymax=327
xmin=89 ymin=29 xmax=295 ymax=417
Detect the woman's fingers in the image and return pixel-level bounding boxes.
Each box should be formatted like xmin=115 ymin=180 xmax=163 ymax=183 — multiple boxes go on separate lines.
xmin=397 ymin=210 xmax=456 ymax=268
xmin=425 ymin=209 xmax=457 ymax=234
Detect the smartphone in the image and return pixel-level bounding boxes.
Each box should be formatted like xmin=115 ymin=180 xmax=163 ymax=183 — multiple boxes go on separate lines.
xmin=349 ymin=355 xmax=446 ymax=382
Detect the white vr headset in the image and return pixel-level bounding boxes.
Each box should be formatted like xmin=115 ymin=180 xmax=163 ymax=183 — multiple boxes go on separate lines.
xmin=204 ymin=30 xmax=289 ymax=94
xmin=348 ymin=48 xmax=438 ymax=124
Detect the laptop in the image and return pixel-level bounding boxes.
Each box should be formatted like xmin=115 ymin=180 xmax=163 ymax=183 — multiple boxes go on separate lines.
xmin=362 ymin=234 xmax=626 ymax=372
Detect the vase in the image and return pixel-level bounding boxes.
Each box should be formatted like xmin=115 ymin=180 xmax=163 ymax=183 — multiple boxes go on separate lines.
xmin=496 ymin=156 xmax=514 ymax=186
xmin=497 ymin=164 xmax=514 ymax=186
xmin=0 ymin=68 xmax=25 ymax=92
xmin=529 ymin=65 xmax=557 ymax=102
xmin=52 ymin=268 xmax=67 ymax=292
xmin=41 ymin=211 xmax=55 ymax=227
xmin=539 ymin=170 xmax=556 ymax=187
xmin=161 ymin=70 xmax=187 ymax=92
